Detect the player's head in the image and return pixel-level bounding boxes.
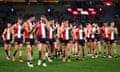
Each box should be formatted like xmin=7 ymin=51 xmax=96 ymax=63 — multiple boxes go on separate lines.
xmin=28 ymin=15 xmax=35 ymax=22
xmin=7 ymin=23 xmax=11 ymax=28
xmin=87 ymin=23 xmax=91 ymax=28
xmin=17 ymin=17 xmax=22 ymax=24
xmin=48 ymin=17 xmax=54 ymax=26
xmin=103 ymin=21 xmax=107 ymax=26
xmin=110 ymin=21 xmax=115 ymax=27
xmin=62 ymin=18 xmax=69 ymax=25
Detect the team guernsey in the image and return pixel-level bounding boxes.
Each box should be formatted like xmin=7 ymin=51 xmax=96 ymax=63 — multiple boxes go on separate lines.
xmin=108 ymin=28 xmax=115 ymax=44
xmin=25 ymin=21 xmax=34 ymax=44
xmin=76 ymin=27 xmax=85 ymax=46
xmin=37 ymin=21 xmax=47 ymax=44
xmin=3 ymin=28 xmax=12 ymax=44
xmin=47 ymin=26 xmax=56 ymax=45
xmin=62 ymin=26 xmax=72 ymax=44
xmin=86 ymin=27 xmax=91 ymax=42
xmin=102 ymin=26 xmax=108 ymax=42
xmin=14 ymin=23 xmax=23 ymax=43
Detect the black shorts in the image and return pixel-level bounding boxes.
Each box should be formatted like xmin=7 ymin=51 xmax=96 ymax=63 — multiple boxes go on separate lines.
xmin=14 ymin=38 xmax=23 ymax=44
xmin=38 ymin=38 xmax=47 ymax=44
xmin=59 ymin=38 xmax=64 ymax=43
xmin=103 ymin=38 xmax=108 ymax=42
xmin=63 ymin=39 xmax=72 ymax=45
xmin=91 ymin=38 xmax=96 ymax=42
xmin=47 ymin=39 xmax=55 ymax=45
xmin=4 ymin=40 xmax=11 ymax=44
xmin=87 ymin=38 xmax=91 ymax=42
xmin=95 ymin=36 xmax=100 ymax=41
xmin=77 ymin=39 xmax=85 ymax=46
xmin=25 ymin=38 xmax=34 ymax=45
xmin=108 ymin=40 xmax=116 ymax=44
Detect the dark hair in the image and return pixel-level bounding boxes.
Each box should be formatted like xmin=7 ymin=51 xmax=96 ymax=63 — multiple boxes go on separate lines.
xmin=17 ymin=17 xmax=22 ymax=20
xmin=26 ymin=14 xmax=34 ymax=19
xmin=48 ymin=16 xmax=54 ymax=21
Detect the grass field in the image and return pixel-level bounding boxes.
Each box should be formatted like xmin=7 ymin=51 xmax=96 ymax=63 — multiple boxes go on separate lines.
xmin=0 ymin=45 xmax=120 ymax=72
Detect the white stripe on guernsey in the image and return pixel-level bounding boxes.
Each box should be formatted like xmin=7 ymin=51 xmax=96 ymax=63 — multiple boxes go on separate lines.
xmin=79 ymin=29 xmax=83 ymax=39
xmin=18 ymin=25 xmax=22 ymax=38
xmin=66 ymin=27 xmax=70 ymax=40
xmin=105 ymin=27 xmax=108 ymax=37
xmin=7 ymin=29 xmax=10 ymax=40
xmin=42 ymin=23 xmax=46 ymax=38
xmin=50 ymin=27 xmax=53 ymax=39
xmin=91 ymin=27 xmax=96 ymax=38
xmin=111 ymin=31 xmax=114 ymax=40
xmin=29 ymin=22 xmax=33 ymax=39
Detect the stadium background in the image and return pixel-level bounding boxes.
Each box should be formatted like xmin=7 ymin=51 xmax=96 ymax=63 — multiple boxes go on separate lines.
xmin=0 ymin=0 xmax=120 ymax=45
xmin=0 ymin=1 xmax=120 ymax=72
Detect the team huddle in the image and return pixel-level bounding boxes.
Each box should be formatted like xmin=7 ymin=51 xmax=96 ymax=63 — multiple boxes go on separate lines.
xmin=2 ymin=15 xmax=119 ymax=68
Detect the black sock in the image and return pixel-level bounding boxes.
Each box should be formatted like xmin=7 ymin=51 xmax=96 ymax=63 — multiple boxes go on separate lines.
xmin=99 ymin=51 xmax=101 ymax=54
xmin=104 ymin=52 xmax=106 ymax=55
xmin=68 ymin=56 xmax=71 ymax=59
xmin=19 ymin=56 xmax=22 ymax=59
xmin=43 ymin=60 xmax=46 ymax=63
xmin=13 ymin=50 xmax=17 ymax=56
xmin=39 ymin=51 xmax=41 ymax=59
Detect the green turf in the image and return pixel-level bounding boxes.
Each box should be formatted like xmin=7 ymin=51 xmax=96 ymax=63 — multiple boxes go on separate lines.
xmin=0 ymin=45 xmax=120 ymax=72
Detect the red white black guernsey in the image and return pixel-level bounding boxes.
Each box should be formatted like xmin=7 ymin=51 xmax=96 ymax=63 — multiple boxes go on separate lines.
xmin=76 ymin=27 xmax=84 ymax=40
xmin=25 ymin=21 xmax=33 ymax=39
xmin=108 ymin=28 xmax=115 ymax=40
xmin=91 ymin=27 xmax=96 ymax=39
xmin=62 ymin=27 xmax=72 ymax=40
xmin=3 ymin=28 xmax=11 ymax=40
xmin=14 ymin=23 xmax=22 ymax=39
xmin=37 ymin=21 xmax=47 ymax=39
xmin=102 ymin=26 xmax=108 ymax=38
xmin=47 ymin=25 xmax=56 ymax=39
xmin=86 ymin=27 xmax=91 ymax=38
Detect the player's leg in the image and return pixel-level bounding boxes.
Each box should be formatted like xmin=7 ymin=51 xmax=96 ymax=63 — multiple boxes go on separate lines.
xmin=48 ymin=41 xmax=53 ymax=62
xmin=12 ymin=42 xmax=18 ymax=62
xmin=18 ymin=43 xmax=23 ymax=62
xmin=4 ymin=42 xmax=9 ymax=60
xmin=108 ymin=41 xmax=112 ymax=58
xmin=103 ymin=40 xmax=107 ymax=57
xmin=76 ymin=40 xmax=80 ymax=60
xmin=7 ymin=43 xmax=11 ymax=60
xmin=37 ymin=42 xmax=42 ymax=66
xmin=67 ymin=41 xmax=72 ymax=62
xmin=26 ymin=42 xmax=33 ymax=67
xmin=42 ymin=43 xmax=47 ymax=67
xmin=62 ymin=43 xmax=66 ymax=62
xmin=113 ymin=41 xmax=117 ymax=58
xmin=97 ymin=41 xmax=102 ymax=56
xmin=81 ymin=40 xmax=85 ymax=60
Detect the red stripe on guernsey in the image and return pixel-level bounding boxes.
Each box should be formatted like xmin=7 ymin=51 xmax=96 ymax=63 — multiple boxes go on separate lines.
xmin=14 ymin=23 xmax=19 ymax=39
xmin=37 ymin=21 xmax=46 ymax=38
xmin=77 ymin=28 xmax=83 ymax=40
xmin=38 ymin=21 xmax=42 ymax=38
xmin=25 ymin=22 xmax=30 ymax=39
xmin=60 ymin=33 xmax=63 ymax=38
xmin=108 ymin=29 xmax=114 ymax=40
xmin=87 ymin=28 xmax=91 ymax=38
xmin=103 ymin=26 xmax=108 ymax=38
xmin=47 ymin=30 xmax=50 ymax=39
xmin=62 ymin=27 xmax=70 ymax=40
xmin=63 ymin=30 xmax=66 ymax=40
xmin=47 ymin=27 xmax=53 ymax=39
xmin=4 ymin=28 xmax=10 ymax=40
